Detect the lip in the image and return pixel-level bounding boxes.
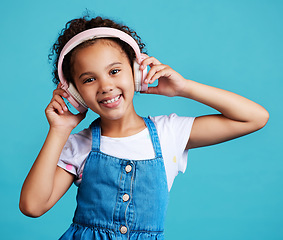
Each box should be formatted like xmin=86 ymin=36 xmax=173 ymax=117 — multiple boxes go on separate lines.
xmin=99 ymin=94 xmax=122 ymax=108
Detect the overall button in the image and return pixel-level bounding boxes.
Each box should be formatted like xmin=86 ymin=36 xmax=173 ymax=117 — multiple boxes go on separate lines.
xmin=122 ymin=193 xmax=130 ymax=202
xmin=120 ymin=225 xmax=127 ymax=234
xmin=125 ymin=165 xmax=132 ymax=173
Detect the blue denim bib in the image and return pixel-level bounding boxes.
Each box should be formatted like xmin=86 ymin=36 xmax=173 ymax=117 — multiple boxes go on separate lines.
xmin=59 ymin=117 xmax=168 ymax=239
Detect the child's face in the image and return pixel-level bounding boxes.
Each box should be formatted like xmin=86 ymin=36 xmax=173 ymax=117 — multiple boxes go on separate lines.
xmin=72 ymin=39 xmax=136 ymax=121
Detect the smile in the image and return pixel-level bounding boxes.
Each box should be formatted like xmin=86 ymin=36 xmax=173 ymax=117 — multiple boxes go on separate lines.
xmin=100 ymin=95 xmax=121 ymax=104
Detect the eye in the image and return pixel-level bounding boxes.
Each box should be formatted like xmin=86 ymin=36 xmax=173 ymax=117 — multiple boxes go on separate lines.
xmin=110 ymin=69 xmax=120 ymax=75
xmin=83 ymin=77 xmax=96 ymax=84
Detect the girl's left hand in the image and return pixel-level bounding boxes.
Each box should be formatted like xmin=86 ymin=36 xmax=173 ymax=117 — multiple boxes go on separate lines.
xmin=140 ymin=56 xmax=187 ymax=97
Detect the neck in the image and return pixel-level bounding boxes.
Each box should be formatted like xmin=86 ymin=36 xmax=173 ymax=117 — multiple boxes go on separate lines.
xmin=100 ymin=113 xmax=146 ymax=138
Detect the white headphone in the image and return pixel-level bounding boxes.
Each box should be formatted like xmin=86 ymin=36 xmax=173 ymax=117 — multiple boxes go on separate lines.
xmin=57 ymin=27 xmax=148 ymax=113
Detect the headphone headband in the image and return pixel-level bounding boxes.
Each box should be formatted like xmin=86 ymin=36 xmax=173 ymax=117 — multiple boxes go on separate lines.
xmin=58 ymin=27 xmax=142 ymax=89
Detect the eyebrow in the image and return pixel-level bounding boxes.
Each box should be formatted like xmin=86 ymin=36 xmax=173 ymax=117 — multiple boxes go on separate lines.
xmin=78 ymin=62 xmax=122 ymax=79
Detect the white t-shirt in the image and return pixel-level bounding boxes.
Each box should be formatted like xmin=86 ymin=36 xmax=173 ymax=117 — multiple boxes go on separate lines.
xmin=58 ymin=114 xmax=195 ymax=191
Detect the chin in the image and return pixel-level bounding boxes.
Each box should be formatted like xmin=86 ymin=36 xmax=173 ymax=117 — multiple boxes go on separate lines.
xmin=104 ymin=113 xmax=125 ymax=121
xmin=91 ymin=110 xmax=125 ymax=121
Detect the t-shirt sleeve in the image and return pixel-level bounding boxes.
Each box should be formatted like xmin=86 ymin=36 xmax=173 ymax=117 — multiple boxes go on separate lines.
xmin=57 ymin=127 xmax=92 ymax=179
xmin=151 ymin=113 xmax=195 ymax=174
xmin=169 ymin=114 xmax=195 ymax=173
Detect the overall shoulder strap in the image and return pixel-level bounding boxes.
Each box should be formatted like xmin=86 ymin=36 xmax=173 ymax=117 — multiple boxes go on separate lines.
xmin=143 ymin=117 xmax=163 ymax=158
xmin=90 ymin=118 xmax=101 ymax=151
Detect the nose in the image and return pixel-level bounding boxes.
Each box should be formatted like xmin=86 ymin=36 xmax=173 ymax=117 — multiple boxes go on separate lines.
xmin=98 ymin=77 xmax=114 ymax=94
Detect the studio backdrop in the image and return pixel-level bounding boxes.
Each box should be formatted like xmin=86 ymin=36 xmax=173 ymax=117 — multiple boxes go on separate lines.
xmin=0 ymin=0 xmax=282 ymax=239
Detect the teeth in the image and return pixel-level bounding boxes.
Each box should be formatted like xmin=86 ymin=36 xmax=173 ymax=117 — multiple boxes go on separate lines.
xmin=102 ymin=95 xmax=120 ymax=104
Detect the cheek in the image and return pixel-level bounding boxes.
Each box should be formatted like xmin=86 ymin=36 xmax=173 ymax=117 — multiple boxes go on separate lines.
xmin=122 ymin=76 xmax=135 ymax=93
xmin=75 ymin=86 xmax=96 ymax=106
xmin=123 ymin=68 xmax=135 ymax=86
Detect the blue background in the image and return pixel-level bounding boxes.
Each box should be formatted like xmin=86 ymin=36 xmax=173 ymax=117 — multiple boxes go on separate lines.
xmin=0 ymin=0 xmax=282 ymax=239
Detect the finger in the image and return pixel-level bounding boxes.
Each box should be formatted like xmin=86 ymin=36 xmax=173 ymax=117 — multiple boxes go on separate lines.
xmin=56 ymin=82 xmax=66 ymax=92
xmin=141 ymin=53 xmax=149 ymax=58
xmin=142 ymin=86 xmax=160 ymax=95
xmin=53 ymin=88 xmax=69 ymax=98
xmin=140 ymin=56 xmax=161 ymax=70
xmin=52 ymin=94 xmax=68 ymax=112
xmin=148 ymin=67 xmax=173 ymax=84
xmin=144 ymin=65 xmax=167 ymax=83
xmin=55 ymin=82 xmax=70 ymax=98
xmin=47 ymin=100 xmax=65 ymax=114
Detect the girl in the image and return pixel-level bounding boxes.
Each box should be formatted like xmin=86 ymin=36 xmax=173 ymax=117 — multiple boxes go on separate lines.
xmin=20 ymin=16 xmax=269 ymax=239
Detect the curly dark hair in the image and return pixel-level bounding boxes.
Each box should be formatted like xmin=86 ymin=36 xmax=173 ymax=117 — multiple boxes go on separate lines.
xmin=49 ymin=16 xmax=147 ymax=85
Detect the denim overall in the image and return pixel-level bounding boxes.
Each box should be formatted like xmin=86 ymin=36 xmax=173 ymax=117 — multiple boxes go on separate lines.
xmin=59 ymin=117 xmax=169 ymax=240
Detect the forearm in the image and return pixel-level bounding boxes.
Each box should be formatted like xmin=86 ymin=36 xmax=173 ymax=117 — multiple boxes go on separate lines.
xmin=20 ymin=128 xmax=72 ymax=215
xmin=179 ymin=79 xmax=268 ymax=126
xmin=141 ymin=56 xmax=269 ymax=149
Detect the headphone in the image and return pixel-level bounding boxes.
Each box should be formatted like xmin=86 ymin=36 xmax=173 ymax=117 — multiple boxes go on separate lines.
xmin=57 ymin=27 xmax=148 ymax=113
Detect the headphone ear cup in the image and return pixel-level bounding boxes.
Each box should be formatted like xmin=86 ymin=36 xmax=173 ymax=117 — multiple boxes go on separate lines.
xmin=133 ymin=60 xmax=148 ymax=92
xmin=133 ymin=60 xmax=141 ymax=92
xmin=66 ymin=83 xmax=88 ymax=111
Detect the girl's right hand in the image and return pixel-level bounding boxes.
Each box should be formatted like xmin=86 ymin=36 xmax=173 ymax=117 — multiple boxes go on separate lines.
xmin=45 ymin=83 xmax=87 ymax=131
